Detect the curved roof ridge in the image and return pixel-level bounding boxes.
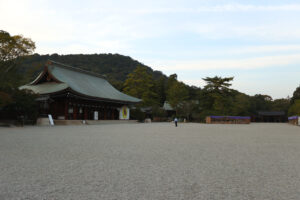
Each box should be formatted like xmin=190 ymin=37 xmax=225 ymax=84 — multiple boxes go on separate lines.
xmin=47 ymin=60 xmax=107 ymax=80
xmin=45 ymin=60 xmax=141 ymax=103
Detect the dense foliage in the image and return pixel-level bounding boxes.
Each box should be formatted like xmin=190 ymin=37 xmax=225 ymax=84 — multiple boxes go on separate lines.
xmin=123 ymin=69 xmax=293 ymax=121
xmin=1 ymin=30 xmax=298 ymax=123
xmin=13 ymin=52 xmax=296 ymax=122
xmin=123 ymin=66 xmax=159 ymax=106
xmin=15 ymin=53 xmax=166 ymax=90
xmin=289 ymin=85 xmax=300 ymax=116
xmin=0 ymin=30 xmax=37 ymax=124
xmin=0 ymin=30 xmax=35 ymax=88
xmin=0 ymin=88 xmax=38 ymax=124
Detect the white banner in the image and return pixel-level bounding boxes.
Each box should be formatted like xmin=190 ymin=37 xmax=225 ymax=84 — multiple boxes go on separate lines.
xmin=119 ymin=106 xmax=130 ymax=120
xmin=48 ymin=114 xmax=54 ymax=126
xmin=94 ymin=111 xmax=98 ymax=120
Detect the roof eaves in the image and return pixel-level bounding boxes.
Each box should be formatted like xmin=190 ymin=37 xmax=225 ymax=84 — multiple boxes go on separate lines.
xmin=65 ymin=88 xmax=141 ymax=104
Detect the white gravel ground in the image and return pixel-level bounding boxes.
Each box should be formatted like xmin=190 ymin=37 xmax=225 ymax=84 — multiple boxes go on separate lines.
xmin=1 ymin=123 xmax=300 ymax=200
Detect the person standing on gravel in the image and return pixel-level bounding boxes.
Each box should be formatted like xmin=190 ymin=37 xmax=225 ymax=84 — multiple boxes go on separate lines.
xmin=174 ymin=117 xmax=178 ymax=127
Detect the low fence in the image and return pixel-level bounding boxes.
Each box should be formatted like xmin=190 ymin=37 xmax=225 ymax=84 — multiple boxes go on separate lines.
xmin=206 ymin=116 xmax=251 ymax=124
xmin=288 ymin=116 xmax=299 ymax=126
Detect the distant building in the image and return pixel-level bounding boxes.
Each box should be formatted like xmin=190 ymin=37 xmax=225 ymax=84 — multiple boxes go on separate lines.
xmin=162 ymin=101 xmax=176 ymax=117
xmin=252 ymin=111 xmax=287 ymax=122
xmin=20 ymin=61 xmax=140 ymax=120
xmin=206 ymin=116 xmax=251 ymax=124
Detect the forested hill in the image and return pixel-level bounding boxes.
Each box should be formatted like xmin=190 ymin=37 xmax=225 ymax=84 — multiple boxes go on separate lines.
xmin=2 ymin=30 xmax=296 ymax=123
xmin=18 ymin=53 xmax=166 ymax=87
xmin=15 ymin=53 xmax=295 ymax=120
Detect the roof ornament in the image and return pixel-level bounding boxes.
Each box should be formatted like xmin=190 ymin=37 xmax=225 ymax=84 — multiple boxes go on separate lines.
xmin=46 ymin=60 xmax=52 ymax=66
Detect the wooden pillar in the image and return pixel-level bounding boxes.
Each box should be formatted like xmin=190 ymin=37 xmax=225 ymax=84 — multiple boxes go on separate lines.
xmin=64 ymin=100 xmax=68 ymax=120
xmin=104 ymin=107 xmax=107 ymax=120
xmin=112 ymin=108 xmax=115 ymax=120
xmin=107 ymin=108 xmax=110 ymax=119
xmin=89 ymin=107 xmax=91 ymax=120
xmin=56 ymin=101 xmax=60 ymax=119
xmin=89 ymin=106 xmax=92 ymax=120
xmin=51 ymin=101 xmax=56 ymax=119
xmin=73 ymin=106 xmax=78 ymax=120
xmin=54 ymin=101 xmax=59 ymax=119
xmin=84 ymin=107 xmax=88 ymax=120
xmin=100 ymin=106 xmax=103 ymax=120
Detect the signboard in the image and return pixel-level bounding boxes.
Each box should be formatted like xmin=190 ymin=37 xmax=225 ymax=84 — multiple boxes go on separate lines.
xmin=119 ymin=106 xmax=130 ymax=120
xmin=48 ymin=114 xmax=54 ymax=126
xmin=94 ymin=111 xmax=98 ymax=120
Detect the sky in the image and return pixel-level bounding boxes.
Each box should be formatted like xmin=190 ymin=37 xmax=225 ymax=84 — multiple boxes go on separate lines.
xmin=1 ymin=0 xmax=300 ymax=99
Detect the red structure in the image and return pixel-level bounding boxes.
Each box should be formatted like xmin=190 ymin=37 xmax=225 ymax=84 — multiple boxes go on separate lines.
xmin=206 ymin=116 xmax=251 ymax=124
xmin=20 ymin=61 xmax=140 ymax=120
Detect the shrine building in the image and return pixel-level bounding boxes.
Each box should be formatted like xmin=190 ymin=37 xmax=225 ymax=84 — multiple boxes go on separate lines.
xmin=20 ymin=60 xmax=141 ymax=120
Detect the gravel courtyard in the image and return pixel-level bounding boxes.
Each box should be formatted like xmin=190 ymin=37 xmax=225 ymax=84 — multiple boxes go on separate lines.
xmin=1 ymin=123 xmax=300 ymax=200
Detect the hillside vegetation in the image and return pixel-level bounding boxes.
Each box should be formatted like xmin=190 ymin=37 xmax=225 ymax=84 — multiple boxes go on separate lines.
xmin=15 ymin=53 xmax=294 ymax=122
xmin=17 ymin=53 xmax=166 ymax=89
xmin=0 ymin=29 xmax=297 ymax=123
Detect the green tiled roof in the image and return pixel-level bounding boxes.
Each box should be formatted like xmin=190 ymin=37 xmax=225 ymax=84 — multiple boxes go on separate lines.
xmin=20 ymin=82 xmax=68 ymax=94
xmin=163 ymin=101 xmax=174 ymax=111
xmin=20 ymin=61 xmax=141 ymax=103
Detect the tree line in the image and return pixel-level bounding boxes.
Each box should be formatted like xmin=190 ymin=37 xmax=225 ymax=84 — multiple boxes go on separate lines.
xmin=0 ymin=30 xmax=38 ymax=124
xmin=122 ymin=66 xmax=297 ymax=121
xmin=1 ymin=30 xmax=300 ymax=123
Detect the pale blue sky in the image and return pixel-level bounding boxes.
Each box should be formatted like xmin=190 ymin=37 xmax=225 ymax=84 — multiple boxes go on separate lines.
xmin=1 ymin=0 xmax=300 ymax=99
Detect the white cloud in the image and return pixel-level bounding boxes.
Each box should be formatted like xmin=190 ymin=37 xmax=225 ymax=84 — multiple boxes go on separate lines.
xmin=195 ymin=4 xmax=300 ymax=12
xmin=224 ymin=45 xmax=300 ymax=55
xmin=2 ymin=0 xmax=300 ymax=55
xmin=184 ymin=22 xmax=300 ymax=41
xmin=157 ymin=54 xmax=300 ymax=71
xmin=180 ymin=79 xmax=206 ymax=87
xmin=129 ymin=4 xmax=300 ymax=14
xmin=180 ymin=45 xmax=300 ymax=57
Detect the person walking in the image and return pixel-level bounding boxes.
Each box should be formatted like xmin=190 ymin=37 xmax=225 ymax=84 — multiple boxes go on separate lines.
xmin=174 ymin=117 xmax=178 ymax=127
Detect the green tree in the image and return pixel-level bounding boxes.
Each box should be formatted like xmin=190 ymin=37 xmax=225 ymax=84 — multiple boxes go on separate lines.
xmin=187 ymin=85 xmax=201 ymax=100
xmin=154 ymin=76 xmax=167 ymax=106
xmin=231 ymin=93 xmax=251 ymax=116
xmin=202 ymin=76 xmax=234 ymax=93
xmin=177 ymin=100 xmax=200 ymax=121
xmin=152 ymin=105 xmax=167 ymax=118
xmin=0 ymin=91 xmax=12 ymax=108
xmin=249 ymin=94 xmax=273 ymax=114
xmin=288 ymin=99 xmax=300 ymax=116
xmin=272 ymin=98 xmax=290 ymax=113
xmin=0 ymin=30 xmax=35 ymax=71
xmin=199 ymin=76 xmax=234 ymax=116
xmin=291 ymin=85 xmax=300 ymax=104
xmin=0 ymin=89 xmax=38 ymax=122
xmin=123 ymin=66 xmax=159 ymax=106
xmin=0 ymin=30 xmax=35 ymax=88
xmin=166 ymin=74 xmax=178 ymax=90
xmin=0 ymin=31 xmax=37 ymax=123
xmin=167 ymin=81 xmax=189 ymax=114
